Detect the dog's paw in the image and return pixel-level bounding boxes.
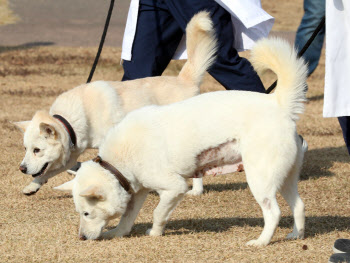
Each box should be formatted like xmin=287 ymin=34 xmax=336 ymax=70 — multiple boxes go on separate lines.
xmin=102 ymin=228 xmax=129 ymax=239
xmin=67 ymin=162 xmax=81 ymax=175
xmin=101 ymin=230 xmax=116 ymax=240
xmin=146 ymin=228 xmax=163 ymax=236
xmin=286 ymin=233 xmax=297 ymax=240
xmin=286 ymin=231 xmax=304 ymax=240
xmin=186 ymin=189 xmax=203 ymax=196
xmin=246 ymin=239 xmax=268 ymax=247
xmin=101 ymin=231 xmax=113 ymax=240
xmin=22 ymin=182 xmax=41 ymax=195
xmin=66 ymin=169 xmax=77 ymax=175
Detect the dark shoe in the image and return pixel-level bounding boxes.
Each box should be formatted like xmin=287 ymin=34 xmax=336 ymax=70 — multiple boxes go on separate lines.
xmin=67 ymin=162 xmax=81 ymax=175
xmin=334 ymin=239 xmax=350 ymax=254
xmin=329 ymin=253 xmax=350 ymax=263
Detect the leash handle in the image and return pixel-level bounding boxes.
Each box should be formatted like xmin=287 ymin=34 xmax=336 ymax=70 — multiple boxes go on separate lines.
xmin=87 ymin=0 xmax=115 ymax=83
xmin=266 ymin=16 xmax=325 ymax=94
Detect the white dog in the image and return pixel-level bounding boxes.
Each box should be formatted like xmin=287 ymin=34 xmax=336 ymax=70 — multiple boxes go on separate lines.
xmin=55 ymin=37 xmax=308 ymax=246
xmin=14 ymin=12 xmax=217 ymax=195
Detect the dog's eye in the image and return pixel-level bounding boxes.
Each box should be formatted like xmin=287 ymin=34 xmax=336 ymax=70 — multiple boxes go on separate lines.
xmin=33 ymin=148 xmax=40 ymax=154
xmin=84 ymin=212 xmax=89 ymax=217
xmin=24 ymin=147 xmax=27 ymax=151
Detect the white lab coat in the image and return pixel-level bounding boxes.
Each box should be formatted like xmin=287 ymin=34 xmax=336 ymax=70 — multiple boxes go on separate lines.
xmin=324 ymin=0 xmax=350 ymax=117
xmin=121 ymin=0 xmax=274 ymax=61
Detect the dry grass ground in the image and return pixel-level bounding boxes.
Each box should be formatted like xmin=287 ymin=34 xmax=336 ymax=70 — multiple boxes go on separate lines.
xmin=0 ymin=1 xmax=349 ymax=262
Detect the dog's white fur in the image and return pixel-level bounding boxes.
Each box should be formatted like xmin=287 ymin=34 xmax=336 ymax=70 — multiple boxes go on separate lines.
xmin=188 ymin=134 xmax=308 ymax=196
xmin=56 ymin=38 xmax=308 ymax=246
xmin=14 ymin=12 xmax=217 ymax=195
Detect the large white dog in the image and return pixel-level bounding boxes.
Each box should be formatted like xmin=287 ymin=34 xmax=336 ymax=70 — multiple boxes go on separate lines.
xmin=56 ymin=38 xmax=308 ymax=246
xmin=14 ymin=12 xmax=217 ymax=195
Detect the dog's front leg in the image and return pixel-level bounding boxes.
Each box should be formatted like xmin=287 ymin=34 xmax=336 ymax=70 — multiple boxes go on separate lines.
xmin=102 ymin=189 xmax=149 ymax=239
xmin=146 ymin=183 xmax=188 ymax=236
xmin=22 ymin=174 xmax=55 ymax=195
xmin=22 ymin=155 xmax=79 ymax=195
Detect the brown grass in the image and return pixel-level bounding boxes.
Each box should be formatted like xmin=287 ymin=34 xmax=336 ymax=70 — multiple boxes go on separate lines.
xmin=262 ymin=0 xmax=304 ymax=32
xmin=0 ymin=1 xmax=349 ymax=262
xmin=0 ymin=0 xmax=18 ymax=26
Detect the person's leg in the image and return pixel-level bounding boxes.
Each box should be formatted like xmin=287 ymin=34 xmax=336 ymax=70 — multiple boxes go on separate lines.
xmin=295 ymin=0 xmax=325 ymax=76
xmin=122 ymin=0 xmax=184 ymax=81
xmin=166 ymin=0 xmax=265 ymax=92
xmin=338 ymin=116 xmax=350 ymax=155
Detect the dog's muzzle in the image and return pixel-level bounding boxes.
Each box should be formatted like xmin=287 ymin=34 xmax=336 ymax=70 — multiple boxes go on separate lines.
xmin=32 ymin=162 xmax=49 ymax=177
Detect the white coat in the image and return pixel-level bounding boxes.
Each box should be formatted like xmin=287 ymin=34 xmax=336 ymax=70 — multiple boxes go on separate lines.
xmin=121 ymin=0 xmax=274 ymax=61
xmin=324 ymin=0 xmax=350 ymax=117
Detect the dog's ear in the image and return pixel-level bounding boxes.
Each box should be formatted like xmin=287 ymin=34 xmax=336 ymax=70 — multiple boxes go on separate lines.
xmin=53 ymin=179 xmax=75 ymax=194
xmin=79 ymin=185 xmax=106 ymax=200
xmin=13 ymin=121 xmax=31 ymax=133
xmin=39 ymin=122 xmax=57 ymax=139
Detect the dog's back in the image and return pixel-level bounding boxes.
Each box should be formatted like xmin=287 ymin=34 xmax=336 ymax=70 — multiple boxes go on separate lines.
xmin=108 ymin=38 xmax=308 ymax=174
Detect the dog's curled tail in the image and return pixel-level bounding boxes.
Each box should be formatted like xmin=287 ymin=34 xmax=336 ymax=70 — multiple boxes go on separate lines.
xmin=178 ymin=11 xmax=218 ymax=87
xmin=250 ymin=38 xmax=308 ymax=121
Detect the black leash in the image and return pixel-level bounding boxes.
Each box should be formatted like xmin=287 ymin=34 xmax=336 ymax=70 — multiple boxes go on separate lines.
xmin=266 ymin=16 xmax=325 ymax=94
xmin=68 ymin=0 xmax=115 ymax=175
xmin=86 ymin=0 xmax=115 ymax=83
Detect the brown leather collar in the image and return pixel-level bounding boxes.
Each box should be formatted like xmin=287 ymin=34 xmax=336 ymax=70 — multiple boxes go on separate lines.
xmin=53 ymin=114 xmax=77 ymax=148
xmin=92 ymin=156 xmax=132 ymax=194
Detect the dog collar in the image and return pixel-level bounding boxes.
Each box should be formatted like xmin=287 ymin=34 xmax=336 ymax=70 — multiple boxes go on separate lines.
xmin=53 ymin=114 xmax=77 ymax=148
xmin=92 ymin=156 xmax=132 ymax=194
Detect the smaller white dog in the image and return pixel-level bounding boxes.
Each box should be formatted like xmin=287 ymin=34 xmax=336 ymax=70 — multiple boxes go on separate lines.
xmin=14 ymin=12 xmax=217 ymax=195
xmin=56 ymin=38 xmax=308 ymax=246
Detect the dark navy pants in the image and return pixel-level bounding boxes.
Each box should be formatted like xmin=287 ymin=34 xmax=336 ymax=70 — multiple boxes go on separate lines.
xmin=122 ymin=0 xmax=265 ymax=93
xmin=338 ymin=116 xmax=350 ymax=155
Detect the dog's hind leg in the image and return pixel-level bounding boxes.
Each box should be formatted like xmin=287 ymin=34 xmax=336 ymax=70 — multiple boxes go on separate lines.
xmin=244 ymin=167 xmax=281 ymax=246
xmin=280 ymin=175 xmax=305 ymax=240
xmin=279 ymin=155 xmax=305 ymax=240
xmin=186 ymin=178 xmax=204 ymax=196
xmin=146 ymin=176 xmax=188 ymax=236
xmin=187 ymin=163 xmax=244 ymax=196
xmin=102 ymin=188 xmax=150 ymax=239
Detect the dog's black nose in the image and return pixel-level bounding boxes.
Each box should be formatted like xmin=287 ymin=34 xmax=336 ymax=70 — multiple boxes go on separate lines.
xmin=19 ymin=165 xmax=27 ymax=174
xmin=79 ymin=235 xmax=87 ymax=241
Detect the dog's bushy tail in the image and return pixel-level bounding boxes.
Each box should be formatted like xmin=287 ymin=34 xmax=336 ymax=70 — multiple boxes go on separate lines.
xmin=178 ymin=11 xmax=218 ymax=87
xmin=250 ymin=38 xmax=308 ymax=121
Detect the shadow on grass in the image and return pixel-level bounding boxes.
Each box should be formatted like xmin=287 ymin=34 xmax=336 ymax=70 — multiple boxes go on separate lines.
xmin=202 ymin=182 xmax=248 ymax=193
xmin=307 ymin=94 xmax=324 ymax=102
xmin=39 ymin=193 xmax=72 ymax=200
xmin=126 ymin=215 xmax=350 ymax=238
xmin=301 ymin=146 xmax=350 ymax=180
xmin=0 ymin=42 xmax=54 ymax=53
